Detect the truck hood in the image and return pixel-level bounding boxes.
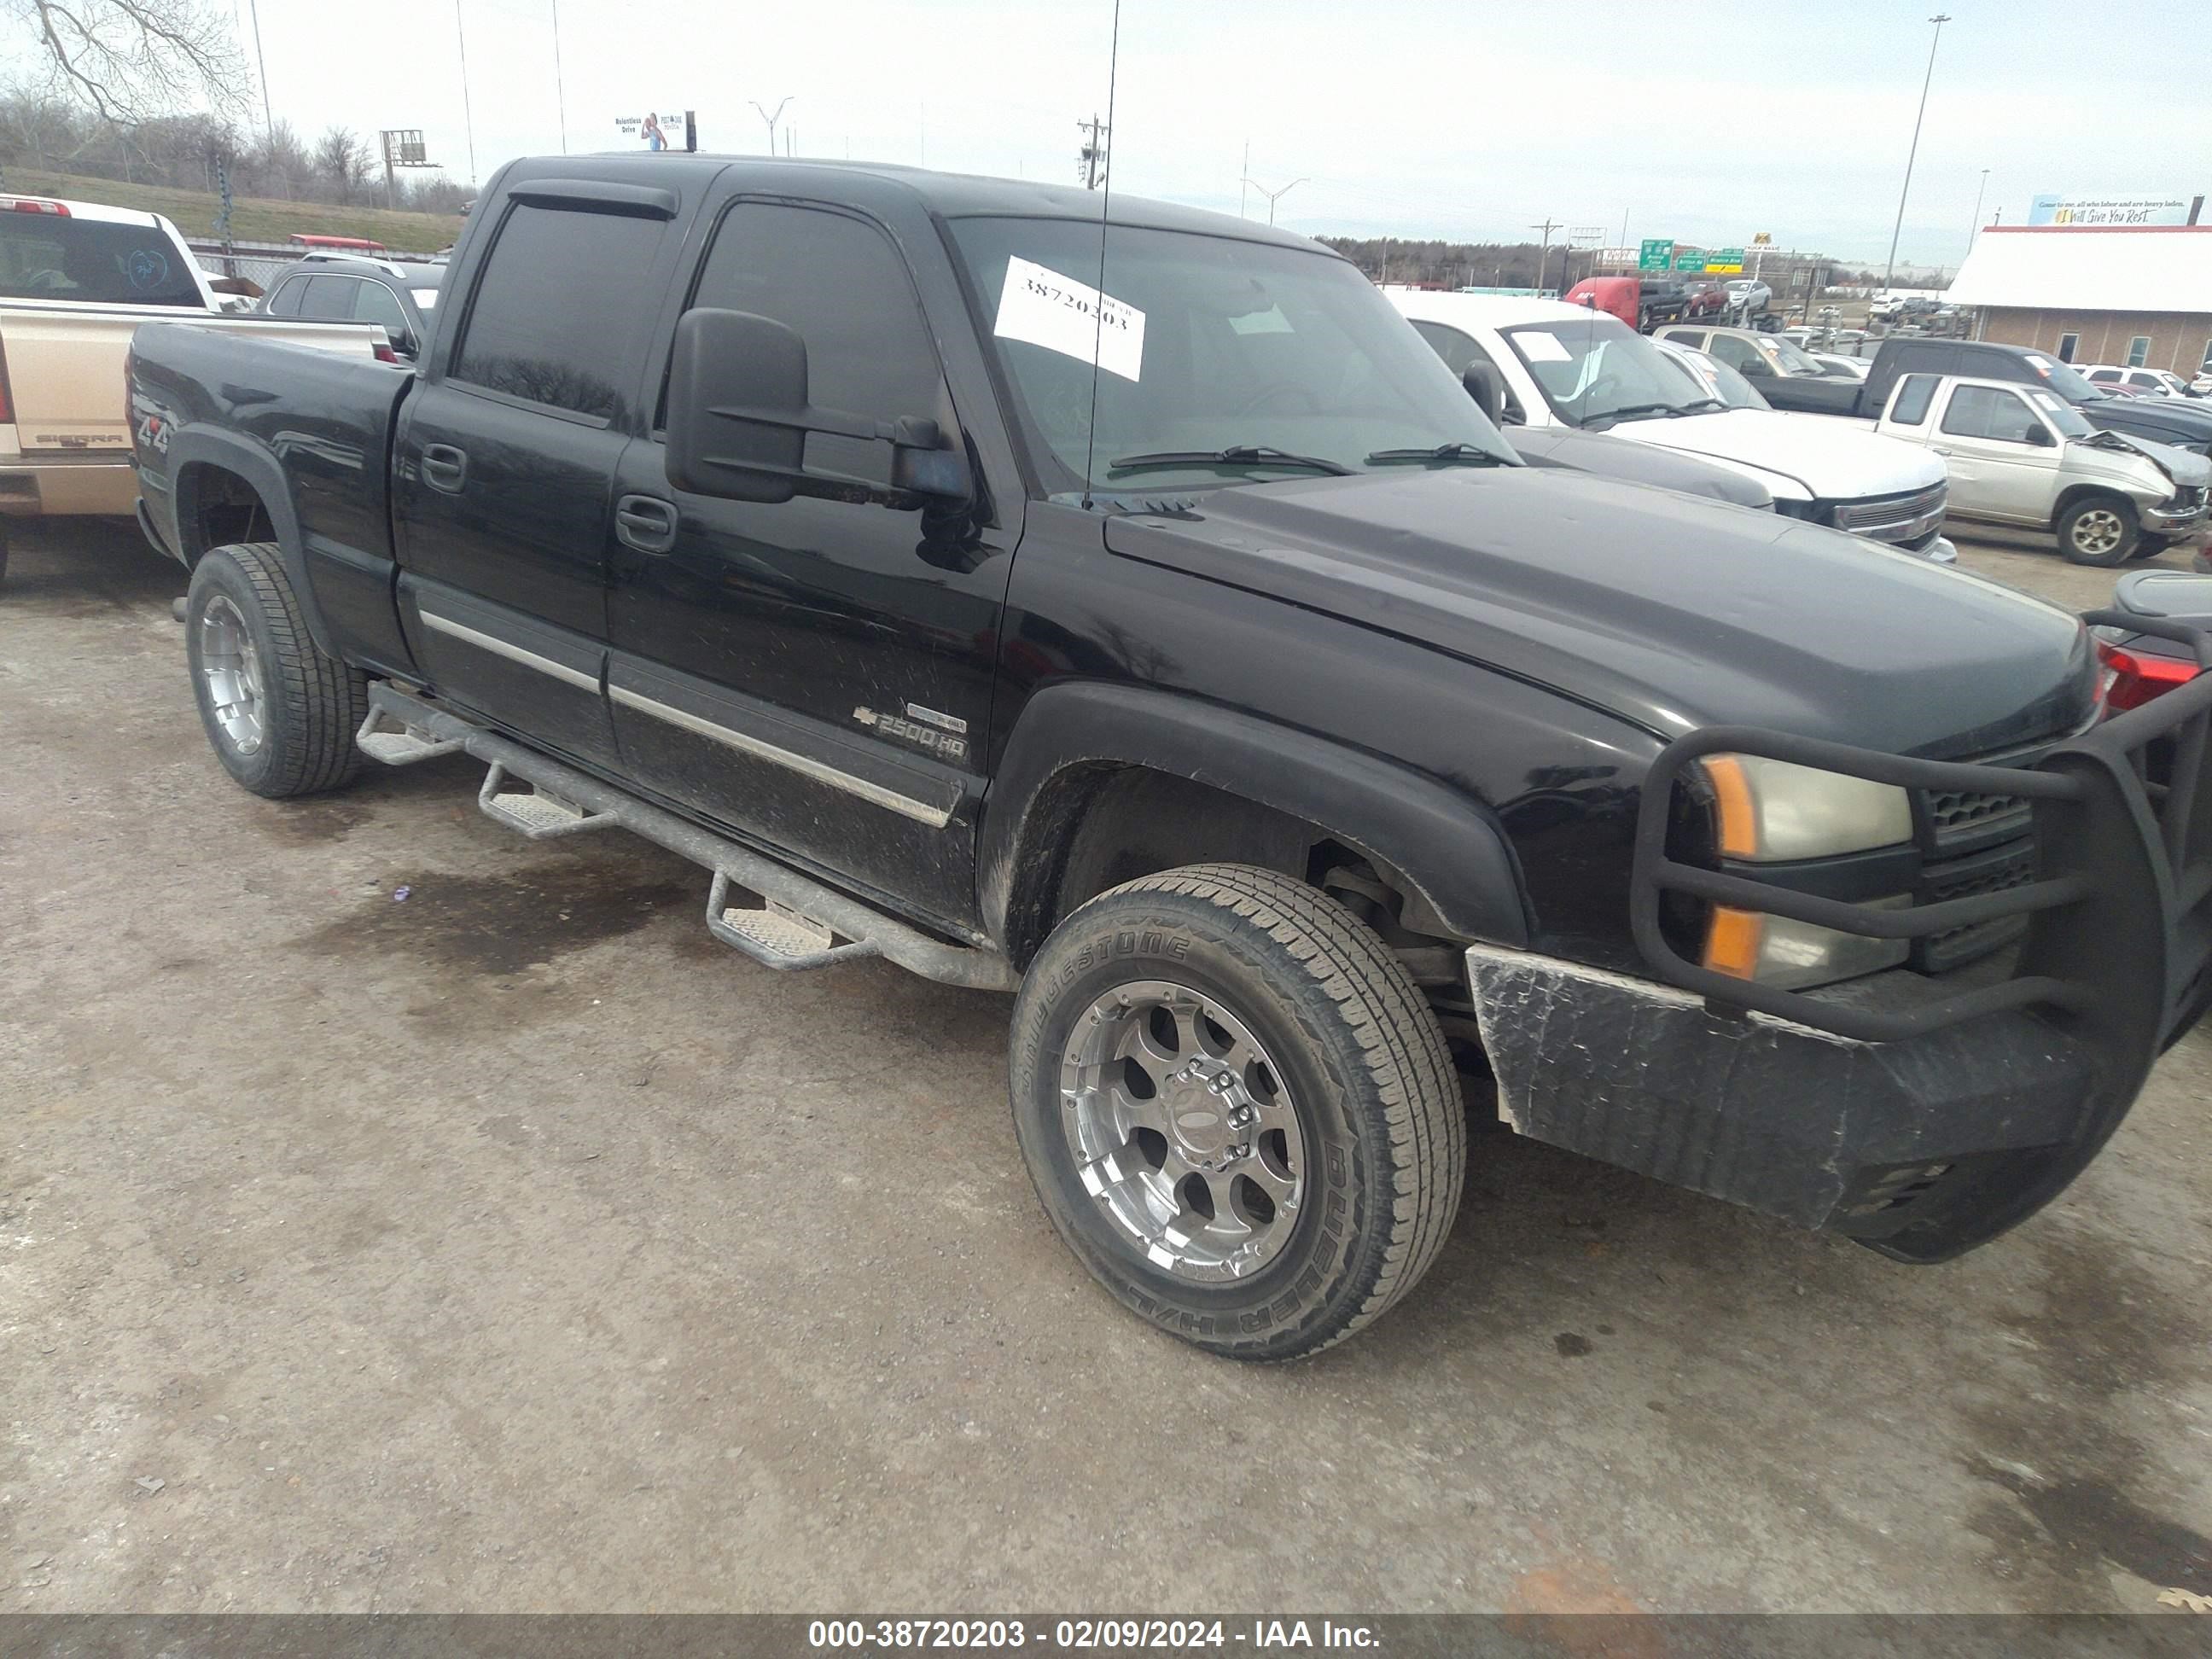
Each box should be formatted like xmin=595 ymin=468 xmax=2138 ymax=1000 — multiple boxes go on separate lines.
xmin=2083 ymin=393 xmax=2212 ymax=445
xmin=1605 ymin=407 xmax=1942 ymax=502
xmin=1102 ymin=467 xmax=2094 ymax=758
xmin=2087 ymin=429 xmax=2212 ymax=490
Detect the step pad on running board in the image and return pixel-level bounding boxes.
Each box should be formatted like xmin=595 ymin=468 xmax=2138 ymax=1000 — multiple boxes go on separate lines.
xmin=476 ymin=763 xmax=616 ymax=840
xmin=356 ymin=707 xmax=464 ymax=767
xmin=705 ymin=870 xmax=882 ymax=971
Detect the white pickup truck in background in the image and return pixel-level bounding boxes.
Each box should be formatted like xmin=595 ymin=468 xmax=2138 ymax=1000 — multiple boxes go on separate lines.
xmin=1387 ymin=290 xmax=1957 ymax=562
xmin=1866 ymin=371 xmax=2210 ymax=566
xmin=0 ymin=193 xmax=391 ymax=584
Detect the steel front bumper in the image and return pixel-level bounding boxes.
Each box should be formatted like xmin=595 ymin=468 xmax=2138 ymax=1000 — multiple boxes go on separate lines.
xmin=1473 ymin=611 xmax=2212 ymax=1262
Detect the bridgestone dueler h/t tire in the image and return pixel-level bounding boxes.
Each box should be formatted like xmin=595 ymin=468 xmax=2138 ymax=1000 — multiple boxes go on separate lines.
xmin=185 ymin=542 xmax=370 ymax=798
xmin=1010 ymin=863 xmax=1465 ymax=1360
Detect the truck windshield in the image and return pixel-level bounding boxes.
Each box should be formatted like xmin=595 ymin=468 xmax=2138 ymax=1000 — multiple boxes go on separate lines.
xmin=2023 ymin=354 xmax=2110 ymax=403
xmin=949 ymin=218 xmax=1515 ymax=492
xmin=1499 ymin=316 xmax=1719 ymax=428
xmin=2027 ymin=389 xmax=2095 ymax=439
xmin=0 ymin=213 xmax=203 ymax=307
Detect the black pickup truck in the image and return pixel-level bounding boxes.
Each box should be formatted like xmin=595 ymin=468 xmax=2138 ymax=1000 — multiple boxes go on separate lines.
xmin=126 ymin=154 xmax=2212 ymax=1359
xmin=1761 ymin=335 xmax=2212 ymax=456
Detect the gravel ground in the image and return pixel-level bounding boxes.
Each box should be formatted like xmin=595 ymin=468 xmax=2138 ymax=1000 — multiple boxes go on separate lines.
xmin=3 ymin=515 xmax=2209 ymax=1615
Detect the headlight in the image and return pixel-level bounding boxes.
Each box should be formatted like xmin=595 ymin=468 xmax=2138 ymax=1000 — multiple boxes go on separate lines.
xmin=1701 ymin=754 xmax=1914 ymax=860
xmin=1697 ymin=755 xmax=1916 ymax=989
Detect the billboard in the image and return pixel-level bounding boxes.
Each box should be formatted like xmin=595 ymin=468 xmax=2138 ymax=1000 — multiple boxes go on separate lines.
xmin=2028 ymin=195 xmax=2192 ymax=227
xmin=616 ymin=112 xmax=690 ymax=151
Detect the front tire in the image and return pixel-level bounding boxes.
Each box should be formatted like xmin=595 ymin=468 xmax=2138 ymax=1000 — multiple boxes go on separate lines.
xmin=2057 ymin=495 xmax=2139 ymax=567
xmin=1010 ymin=864 xmax=1464 ymax=1360
xmin=185 ymin=541 xmax=369 ymax=797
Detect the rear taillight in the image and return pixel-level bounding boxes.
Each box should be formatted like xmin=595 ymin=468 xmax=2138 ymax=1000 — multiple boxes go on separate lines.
xmin=2097 ymin=638 xmax=2201 ymax=713
xmin=373 ymin=341 xmax=399 ymax=364
xmin=0 ymin=196 xmax=67 ymax=216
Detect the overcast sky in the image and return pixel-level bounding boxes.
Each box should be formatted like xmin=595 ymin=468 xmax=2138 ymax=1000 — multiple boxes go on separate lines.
xmin=234 ymin=0 xmax=2206 ymax=269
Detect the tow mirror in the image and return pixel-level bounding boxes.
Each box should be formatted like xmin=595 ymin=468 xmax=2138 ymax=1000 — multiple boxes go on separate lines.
xmin=666 ymin=306 xmax=971 ymax=505
xmin=1462 ymin=362 xmax=1505 ymax=427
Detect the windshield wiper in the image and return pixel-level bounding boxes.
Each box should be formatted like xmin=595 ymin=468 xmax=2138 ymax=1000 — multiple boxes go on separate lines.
xmin=1588 ymin=402 xmax=1682 ymax=426
xmin=1674 ymin=397 xmax=1730 ymax=414
xmin=1363 ymin=441 xmax=1510 ymax=466
xmin=1109 ymin=445 xmax=1353 ymax=476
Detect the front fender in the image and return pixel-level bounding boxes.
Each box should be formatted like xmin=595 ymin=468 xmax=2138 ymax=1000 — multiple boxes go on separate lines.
xmin=978 ymin=680 xmax=1532 ymax=952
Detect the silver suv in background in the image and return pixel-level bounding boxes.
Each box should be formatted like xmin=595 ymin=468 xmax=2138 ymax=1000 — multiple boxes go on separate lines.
xmin=259 ymin=253 xmax=443 ymax=363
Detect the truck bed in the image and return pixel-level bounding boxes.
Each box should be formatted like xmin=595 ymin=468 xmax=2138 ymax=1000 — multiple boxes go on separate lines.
xmin=129 ymin=321 xmax=415 ymax=672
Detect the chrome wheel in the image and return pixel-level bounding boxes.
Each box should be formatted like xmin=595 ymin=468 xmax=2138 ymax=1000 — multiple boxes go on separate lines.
xmin=198 ymin=594 xmax=266 ymax=756
xmin=1058 ymin=980 xmax=1305 ymax=1283
xmin=2071 ymin=509 xmax=2125 ymax=558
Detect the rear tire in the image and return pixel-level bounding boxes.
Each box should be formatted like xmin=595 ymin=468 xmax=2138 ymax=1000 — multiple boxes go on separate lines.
xmin=1010 ymin=863 xmax=1464 ymax=1360
xmin=2057 ymin=495 xmax=2139 ymax=567
xmin=185 ymin=541 xmax=369 ymax=798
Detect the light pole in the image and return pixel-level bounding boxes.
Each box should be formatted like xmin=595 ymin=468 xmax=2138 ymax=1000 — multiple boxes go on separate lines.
xmin=1241 ymin=175 xmax=1305 ymax=225
xmin=752 ymin=98 xmax=793 ymax=157
xmin=1968 ymin=166 xmax=1990 ymax=250
xmin=1881 ymin=13 xmax=1951 ymax=302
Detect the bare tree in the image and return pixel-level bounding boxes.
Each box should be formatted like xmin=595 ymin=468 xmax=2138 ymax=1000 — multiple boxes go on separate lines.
xmin=5 ymin=0 xmax=245 ymax=124
xmin=311 ymin=125 xmax=370 ymax=203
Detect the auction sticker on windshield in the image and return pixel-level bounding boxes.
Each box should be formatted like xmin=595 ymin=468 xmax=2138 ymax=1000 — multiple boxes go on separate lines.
xmin=993 ymin=256 xmax=1146 ymax=381
xmin=1516 ymin=331 xmax=1572 ymax=364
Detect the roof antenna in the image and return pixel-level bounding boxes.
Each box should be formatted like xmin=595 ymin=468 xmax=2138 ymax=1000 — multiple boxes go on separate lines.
xmin=1078 ymin=0 xmax=1123 ymax=512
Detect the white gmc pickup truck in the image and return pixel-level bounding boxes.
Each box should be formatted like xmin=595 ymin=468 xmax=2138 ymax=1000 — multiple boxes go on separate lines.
xmin=0 ymin=194 xmax=388 ymax=584
xmin=1388 ymin=290 xmax=1956 ymax=562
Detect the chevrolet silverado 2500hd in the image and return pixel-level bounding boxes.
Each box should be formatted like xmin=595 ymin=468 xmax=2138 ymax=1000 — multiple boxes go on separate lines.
xmin=127 ymin=155 xmax=2212 ymax=1359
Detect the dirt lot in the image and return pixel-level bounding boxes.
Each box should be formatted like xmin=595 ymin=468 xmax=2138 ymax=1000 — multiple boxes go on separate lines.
xmin=4 ymin=516 xmax=2211 ymax=1615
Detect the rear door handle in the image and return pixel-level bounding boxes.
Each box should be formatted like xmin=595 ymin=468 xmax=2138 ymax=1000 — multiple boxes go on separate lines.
xmin=420 ymin=443 xmax=468 ymax=492
xmin=615 ymin=494 xmax=678 ymax=554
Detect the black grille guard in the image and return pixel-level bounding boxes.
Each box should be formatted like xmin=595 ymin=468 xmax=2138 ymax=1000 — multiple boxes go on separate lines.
xmin=1631 ymin=610 xmax=2212 ymax=1051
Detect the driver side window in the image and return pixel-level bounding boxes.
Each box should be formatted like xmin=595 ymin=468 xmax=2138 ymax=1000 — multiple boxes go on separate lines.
xmin=1940 ymin=385 xmax=2044 ymax=444
xmin=1409 ymin=320 xmax=1525 ymax=423
xmin=1707 ymin=335 xmax=1766 ymax=376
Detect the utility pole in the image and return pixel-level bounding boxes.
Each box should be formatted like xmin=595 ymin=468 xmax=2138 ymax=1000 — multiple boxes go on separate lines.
xmin=1243 ymin=174 xmax=1305 ymax=225
xmin=550 ymin=0 xmax=568 ymax=153
xmin=1882 ymin=13 xmax=1952 ymax=301
xmin=247 ymin=0 xmax=273 ymax=137
xmin=1528 ymin=218 xmax=1563 ymax=293
xmin=1078 ymin=114 xmax=1110 ymax=189
xmin=454 ymin=1 xmax=479 ymax=183
xmin=752 ymin=98 xmax=793 ymax=157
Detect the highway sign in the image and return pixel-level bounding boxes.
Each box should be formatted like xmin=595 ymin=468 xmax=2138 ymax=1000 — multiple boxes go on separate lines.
xmin=1703 ymin=247 xmax=1745 ymax=273
xmin=1673 ymin=247 xmax=1707 ymax=271
xmin=1639 ymin=237 xmax=1675 ymax=271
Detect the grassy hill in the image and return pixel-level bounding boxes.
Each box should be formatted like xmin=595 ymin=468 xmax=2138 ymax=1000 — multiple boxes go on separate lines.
xmin=0 ymin=167 xmax=463 ymax=253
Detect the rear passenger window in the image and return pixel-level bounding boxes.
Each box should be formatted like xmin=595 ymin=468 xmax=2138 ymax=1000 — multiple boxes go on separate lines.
xmin=680 ymin=202 xmax=948 ymax=481
xmin=297 ymin=276 xmax=357 ymax=321
xmin=1888 ymin=374 xmax=1938 ymax=425
xmin=454 ymin=203 xmax=670 ymax=421
xmin=265 ymin=276 xmax=305 ymax=317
